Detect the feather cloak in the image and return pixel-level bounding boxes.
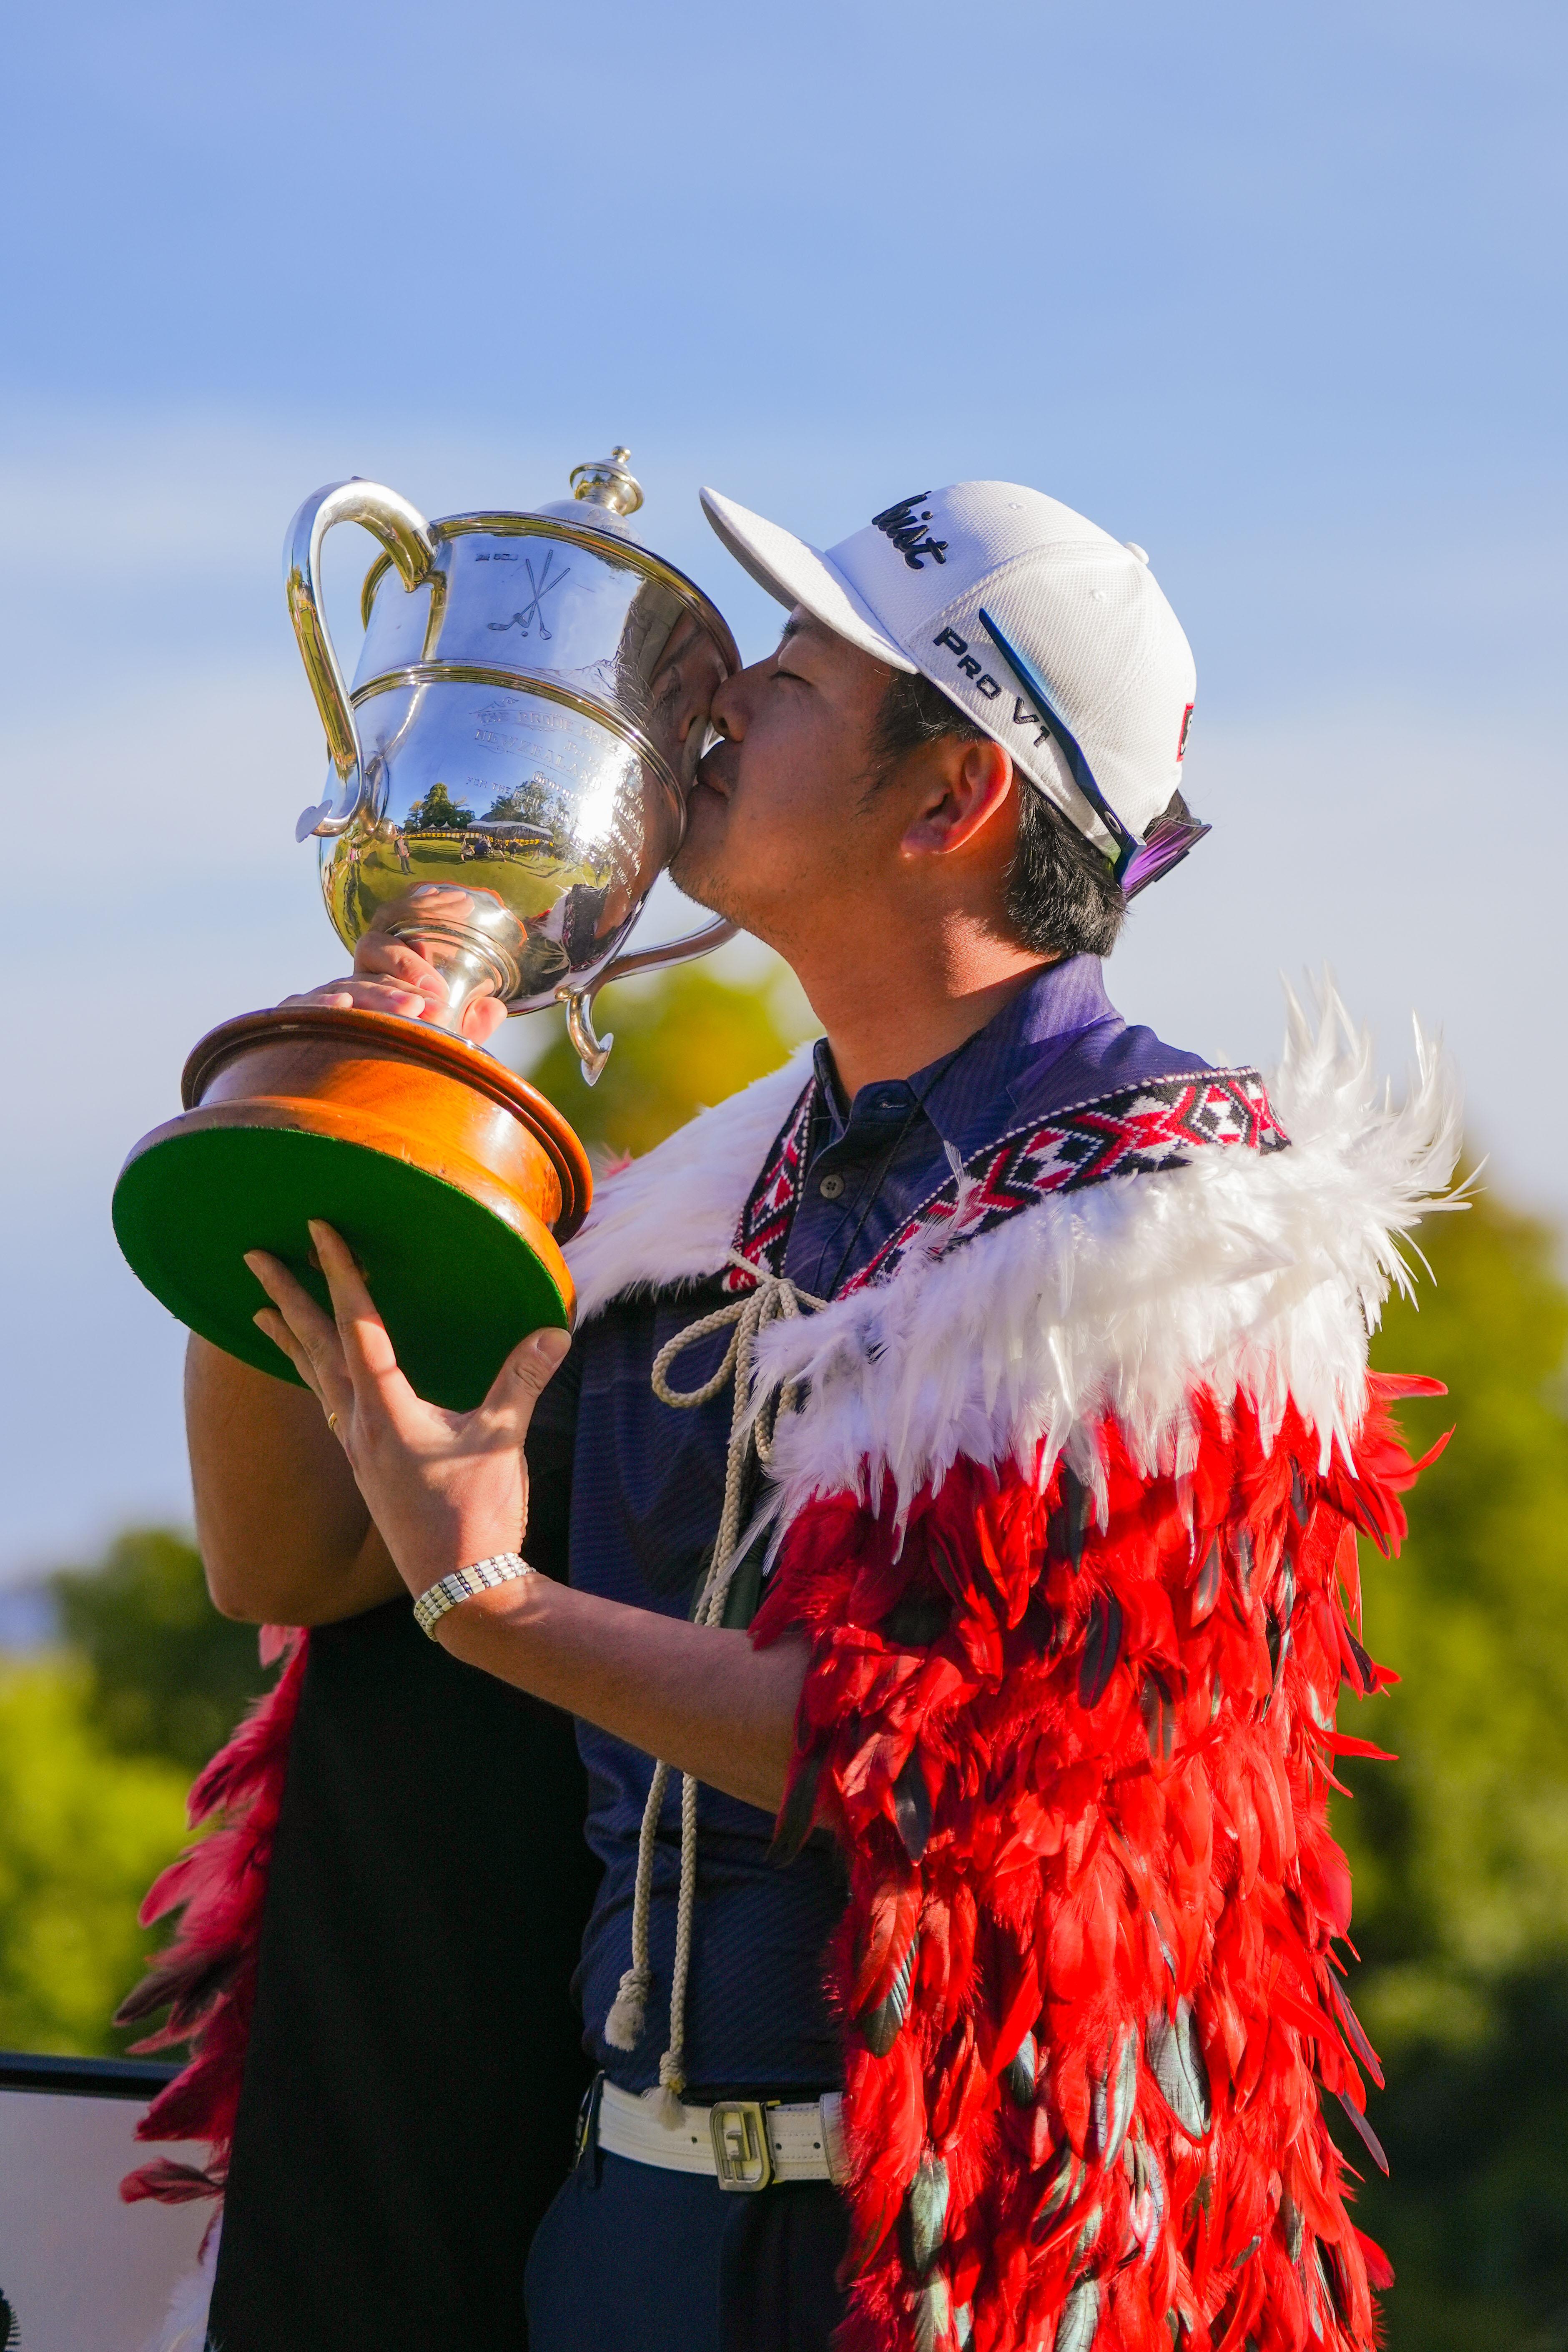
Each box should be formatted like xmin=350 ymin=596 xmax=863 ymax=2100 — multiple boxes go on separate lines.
xmin=123 ymin=986 xmax=1458 ymax=2352
xmin=571 ymin=986 xmax=1458 ymax=2352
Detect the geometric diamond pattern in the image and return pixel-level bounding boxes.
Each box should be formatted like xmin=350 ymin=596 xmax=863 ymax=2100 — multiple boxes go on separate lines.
xmin=726 ymin=1069 xmax=1289 ymax=1299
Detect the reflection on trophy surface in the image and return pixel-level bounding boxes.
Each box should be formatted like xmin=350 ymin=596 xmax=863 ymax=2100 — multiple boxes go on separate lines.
xmin=319 ymin=590 xmax=731 ymax=1037
xmin=112 ymin=447 xmax=743 ymax=1408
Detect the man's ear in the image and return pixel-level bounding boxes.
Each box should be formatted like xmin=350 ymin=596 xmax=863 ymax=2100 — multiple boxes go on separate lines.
xmin=901 ymin=736 xmax=1016 ymax=857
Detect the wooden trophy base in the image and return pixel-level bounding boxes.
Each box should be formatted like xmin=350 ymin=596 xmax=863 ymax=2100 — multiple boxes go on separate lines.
xmin=112 ymin=1005 xmax=593 ymax=1412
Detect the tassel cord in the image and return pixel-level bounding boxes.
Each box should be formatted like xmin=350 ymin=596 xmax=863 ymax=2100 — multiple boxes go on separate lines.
xmin=610 ymin=1250 xmax=823 ymax=2116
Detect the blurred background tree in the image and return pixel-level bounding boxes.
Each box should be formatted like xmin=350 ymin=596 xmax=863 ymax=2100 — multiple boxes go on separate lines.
xmin=0 ymin=1659 xmax=192 ymax=2054
xmin=0 ymin=1529 xmax=268 ymax=2056
xmin=53 ymin=1528 xmax=268 ymax=1776
xmin=3 ymin=964 xmax=1568 ymax=2347
xmin=1338 ymin=1192 xmax=1568 ymax=2351
xmin=517 ymin=955 xmax=813 ymax=1162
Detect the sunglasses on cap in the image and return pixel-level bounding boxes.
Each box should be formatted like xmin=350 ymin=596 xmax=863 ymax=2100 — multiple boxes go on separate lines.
xmin=979 ymin=609 xmax=1209 ymax=899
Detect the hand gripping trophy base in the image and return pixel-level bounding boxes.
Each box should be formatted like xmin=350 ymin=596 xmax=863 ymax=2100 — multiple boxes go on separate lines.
xmin=112 ymin=1005 xmax=592 ymax=1412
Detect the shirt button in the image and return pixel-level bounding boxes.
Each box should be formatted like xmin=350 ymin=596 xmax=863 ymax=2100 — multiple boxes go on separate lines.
xmin=818 ymin=1172 xmax=846 ymax=1200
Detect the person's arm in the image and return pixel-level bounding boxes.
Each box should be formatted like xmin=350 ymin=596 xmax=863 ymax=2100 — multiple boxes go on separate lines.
xmin=434 ymin=1581 xmax=805 ymax=1816
xmin=246 ymin=1223 xmax=809 ymax=1814
xmin=188 ymin=1335 xmax=404 ymax=1625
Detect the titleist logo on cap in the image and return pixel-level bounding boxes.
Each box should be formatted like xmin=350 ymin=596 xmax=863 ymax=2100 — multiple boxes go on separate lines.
xmin=871 ymin=494 xmax=949 ymax=571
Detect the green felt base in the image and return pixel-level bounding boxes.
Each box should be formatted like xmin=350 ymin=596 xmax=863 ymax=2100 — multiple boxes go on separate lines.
xmin=113 ymin=1124 xmax=570 ymax=1412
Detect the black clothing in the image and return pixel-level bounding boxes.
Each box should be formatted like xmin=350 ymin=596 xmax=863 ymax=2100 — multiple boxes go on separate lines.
xmin=207 ymin=1597 xmax=600 ymax=2351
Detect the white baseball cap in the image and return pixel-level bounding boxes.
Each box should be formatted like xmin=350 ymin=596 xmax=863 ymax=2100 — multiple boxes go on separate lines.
xmin=700 ymin=479 xmax=1207 ymax=894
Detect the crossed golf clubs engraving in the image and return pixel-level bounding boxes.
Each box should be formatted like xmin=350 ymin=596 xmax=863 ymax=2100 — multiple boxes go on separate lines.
xmin=487 ymin=548 xmax=572 ymax=641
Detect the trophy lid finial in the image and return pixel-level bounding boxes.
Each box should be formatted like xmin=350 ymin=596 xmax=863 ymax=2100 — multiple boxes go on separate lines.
xmin=569 ymin=446 xmax=644 ymax=518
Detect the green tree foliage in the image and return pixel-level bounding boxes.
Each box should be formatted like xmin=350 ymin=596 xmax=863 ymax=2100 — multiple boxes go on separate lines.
xmin=52 ymin=1528 xmax=268 ymax=1776
xmin=479 ymin=786 xmax=546 ymax=826
xmin=524 ymin=957 xmax=813 ymax=1161
xmin=1336 ymin=1192 xmax=1568 ymax=2348
xmin=404 ymin=779 xmax=472 ymax=829
xmin=0 ymin=1531 xmax=266 ymax=2056
xmin=0 ymin=1663 xmax=189 ymax=2054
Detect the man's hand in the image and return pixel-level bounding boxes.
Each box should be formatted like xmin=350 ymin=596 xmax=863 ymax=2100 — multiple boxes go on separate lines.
xmin=243 ymin=1220 xmax=807 ymax=1813
xmin=246 ymin=1221 xmax=568 ymax=1596
xmin=281 ymin=890 xmax=508 ymax=1046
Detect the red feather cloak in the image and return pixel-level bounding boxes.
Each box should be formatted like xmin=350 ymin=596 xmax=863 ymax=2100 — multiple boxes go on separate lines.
xmin=750 ymin=1378 xmax=1443 ymax=2352
xmin=122 ymin=988 xmax=1461 ymax=2352
xmin=561 ymin=986 xmax=1459 ymax=2352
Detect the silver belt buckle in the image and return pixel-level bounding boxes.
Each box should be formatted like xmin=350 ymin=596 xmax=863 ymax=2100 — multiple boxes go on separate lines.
xmin=709 ymin=2099 xmax=773 ymax=2192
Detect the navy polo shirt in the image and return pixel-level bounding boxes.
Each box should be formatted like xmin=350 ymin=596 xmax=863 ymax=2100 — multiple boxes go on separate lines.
xmin=526 ymin=957 xmax=1209 ymax=2097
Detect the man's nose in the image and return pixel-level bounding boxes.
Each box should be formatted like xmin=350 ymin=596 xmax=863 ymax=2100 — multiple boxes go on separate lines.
xmin=710 ymin=668 xmax=745 ymax=742
xmin=711 ymin=655 xmax=769 ymax=741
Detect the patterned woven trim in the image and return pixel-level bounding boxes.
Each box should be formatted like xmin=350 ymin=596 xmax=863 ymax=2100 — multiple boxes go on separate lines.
xmin=412 ymin=1552 xmax=535 ymax=1638
xmin=725 ymin=1068 xmax=1289 ymax=1300
xmin=720 ymin=1075 xmax=821 ymax=1295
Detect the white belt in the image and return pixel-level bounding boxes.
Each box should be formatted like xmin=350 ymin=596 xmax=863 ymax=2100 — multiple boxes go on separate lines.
xmin=595 ymin=2077 xmax=848 ymax=2193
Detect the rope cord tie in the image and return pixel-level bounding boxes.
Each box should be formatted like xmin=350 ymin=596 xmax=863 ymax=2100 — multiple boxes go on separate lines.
xmin=604 ymin=1249 xmax=825 ymax=2126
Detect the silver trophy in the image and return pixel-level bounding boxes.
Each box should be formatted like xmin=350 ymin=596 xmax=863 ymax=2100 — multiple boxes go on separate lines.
xmin=288 ymin=445 xmax=738 ymax=1076
xmin=113 ymin=450 xmax=742 ymax=1409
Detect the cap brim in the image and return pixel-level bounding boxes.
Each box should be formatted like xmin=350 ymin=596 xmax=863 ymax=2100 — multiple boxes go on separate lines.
xmin=700 ymin=488 xmax=917 ymax=673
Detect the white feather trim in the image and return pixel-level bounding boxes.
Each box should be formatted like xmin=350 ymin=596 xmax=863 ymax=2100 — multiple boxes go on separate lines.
xmin=564 ymin=987 xmax=1463 ymax=1528
xmin=142 ymin=2216 xmax=218 ymax=2352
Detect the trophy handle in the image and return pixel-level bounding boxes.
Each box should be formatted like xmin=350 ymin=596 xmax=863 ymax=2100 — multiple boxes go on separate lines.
xmin=284 ymin=479 xmax=439 ymax=840
xmin=555 ymin=918 xmax=738 ymax=1084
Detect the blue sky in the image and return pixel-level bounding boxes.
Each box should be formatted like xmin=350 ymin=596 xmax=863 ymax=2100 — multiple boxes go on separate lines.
xmin=1 ymin=0 xmax=1563 ymax=1575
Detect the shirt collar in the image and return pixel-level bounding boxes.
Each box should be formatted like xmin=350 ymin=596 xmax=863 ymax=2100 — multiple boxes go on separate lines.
xmin=809 ymin=956 xmax=1119 ymax=1150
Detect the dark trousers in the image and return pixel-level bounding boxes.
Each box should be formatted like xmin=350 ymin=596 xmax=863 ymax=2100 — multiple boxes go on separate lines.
xmin=524 ymin=2141 xmax=849 ymax=2352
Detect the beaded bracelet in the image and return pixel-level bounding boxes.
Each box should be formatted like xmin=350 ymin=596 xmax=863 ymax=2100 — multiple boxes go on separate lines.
xmin=413 ymin=1552 xmax=536 ymax=1639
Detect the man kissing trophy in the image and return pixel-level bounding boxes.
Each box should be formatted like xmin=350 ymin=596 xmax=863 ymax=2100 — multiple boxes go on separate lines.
xmin=115 ymin=459 xmax=1457 ymax=2352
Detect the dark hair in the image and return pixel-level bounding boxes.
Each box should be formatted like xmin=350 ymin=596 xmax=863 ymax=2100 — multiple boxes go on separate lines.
xmin=872 ymin=668 xmax=1127 ymax=960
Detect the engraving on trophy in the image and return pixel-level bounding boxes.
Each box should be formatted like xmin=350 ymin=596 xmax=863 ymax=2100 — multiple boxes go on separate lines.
xmin=485 ymin=550 xmax=571 ymax=640
xmin=473 ymin=698 xmax=577 ymax=743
